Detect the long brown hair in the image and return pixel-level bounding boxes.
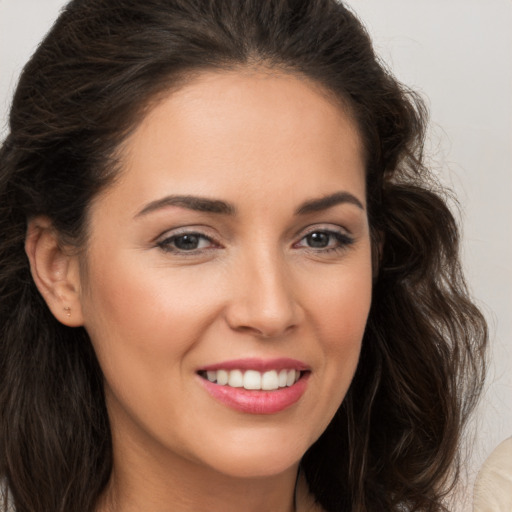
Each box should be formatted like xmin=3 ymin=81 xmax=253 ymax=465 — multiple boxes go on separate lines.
xmin=0 ymin=1 xmax=487 ymax=510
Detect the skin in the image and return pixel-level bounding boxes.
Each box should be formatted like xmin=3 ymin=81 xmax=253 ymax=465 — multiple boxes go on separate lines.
xmin=28 ymin=69 xmax=373 ymax=511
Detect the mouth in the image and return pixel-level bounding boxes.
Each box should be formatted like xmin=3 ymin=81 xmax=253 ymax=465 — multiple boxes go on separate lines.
xmin=196 ymin=358 xmax=310 ymax=414
xmin=197 ymin=368 xmax=304 ymax=391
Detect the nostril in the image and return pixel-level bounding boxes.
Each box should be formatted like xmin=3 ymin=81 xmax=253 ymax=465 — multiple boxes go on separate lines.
xmin=232 ymin=323 xmax=296 ymax=339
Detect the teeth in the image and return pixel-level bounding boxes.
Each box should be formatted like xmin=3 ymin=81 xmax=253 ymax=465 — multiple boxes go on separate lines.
xmin=228 ymin=369 xmax=243 ymax=388
xmin=278 ymin=369 xmax=288 ymax=388
xmin=244 ymin=370 xmax=261 ymax=390
xmin=286 ymin=369 xmax=296 ymax=387
xmin=217 ymin=369 xmax=229 ymax=386
xmin=203 ymin=369 xmax=302 ymax=390
xmin=261 ymin=370 xmax=279 ymax=390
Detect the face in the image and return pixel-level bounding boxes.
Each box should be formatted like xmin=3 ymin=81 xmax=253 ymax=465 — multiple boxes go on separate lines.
xmin=78 ymin=70 xmax=372 ymax=480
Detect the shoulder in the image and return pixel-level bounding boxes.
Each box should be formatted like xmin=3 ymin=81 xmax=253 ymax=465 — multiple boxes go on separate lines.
xmin=473 ymin=436 xmax=512 ymax=512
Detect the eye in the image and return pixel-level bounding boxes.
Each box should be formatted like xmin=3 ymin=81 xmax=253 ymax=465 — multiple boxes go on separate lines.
xmin=157 ymin=232 xmax=215 ymax=253
xmin=304 ymin=232 xmax=331 ymax=248
xmin=295 ymin=229 xmax=354 ymax=252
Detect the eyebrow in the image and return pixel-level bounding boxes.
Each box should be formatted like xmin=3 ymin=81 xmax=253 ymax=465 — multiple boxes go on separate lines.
xmin=135 ymin=190 xmax=364 ymax=219
xmin=294 ymin=191 xmax=364 ymax=215
xmin=135 ymin=195 xmax=235 ymax=218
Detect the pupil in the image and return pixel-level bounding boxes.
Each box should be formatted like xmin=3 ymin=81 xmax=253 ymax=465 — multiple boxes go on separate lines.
xmin=307 ymin=232 xmax=329 ymax=248
xmin=175 ymin=234 xmax=199 ymax=250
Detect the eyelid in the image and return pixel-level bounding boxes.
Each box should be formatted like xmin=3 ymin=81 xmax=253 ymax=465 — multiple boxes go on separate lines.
xmin=295 ymin=223 xmax=352 ymax=240
xmin=153 ymin=223 xmax=354 ymax=254
xmin=154 ymin=225 xmax=217 ymax=242
xmin=293 ymin=224 xmax=355 ymax=250
xmin=155 ymin=226 xmax=221 ymax=253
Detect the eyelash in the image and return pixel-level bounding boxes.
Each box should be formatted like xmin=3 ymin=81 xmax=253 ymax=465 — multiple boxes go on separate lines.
xmin=294 ymin=229 xmax=354 ymax=254
xmin=156 ymin=227 xmax=354 ymax=255
xmin=156 ymin=231 xmax=217 ymax=254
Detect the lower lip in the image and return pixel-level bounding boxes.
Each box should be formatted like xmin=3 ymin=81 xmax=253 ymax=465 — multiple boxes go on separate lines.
xmin=198 ymin=373 xmax=310 ymax=415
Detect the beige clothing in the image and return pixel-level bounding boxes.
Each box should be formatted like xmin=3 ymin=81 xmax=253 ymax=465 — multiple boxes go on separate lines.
xmin=473 ymin=437 xmax=512 ymax=511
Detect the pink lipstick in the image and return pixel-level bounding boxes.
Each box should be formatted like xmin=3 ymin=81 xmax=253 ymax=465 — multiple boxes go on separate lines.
xmin=197 ymin=358 xmax=310 ymax=414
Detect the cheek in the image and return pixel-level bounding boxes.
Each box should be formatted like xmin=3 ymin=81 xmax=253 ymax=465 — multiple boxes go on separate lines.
xmin=287 ymin=259 xmax=371 ymax=445
xmin=80 ymin=249 xmax=222 ymax=358
xmin=79 ymin=255 xmax=226 ymax=434
xmin=309 ymin=257 xmax=372 ymax=347
xmin=303 ymin=251 xmax=372 ymax=396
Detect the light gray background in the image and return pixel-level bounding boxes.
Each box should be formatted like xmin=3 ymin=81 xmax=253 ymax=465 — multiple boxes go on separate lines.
xmin=1 ymin=1 xmax=511 ymax=509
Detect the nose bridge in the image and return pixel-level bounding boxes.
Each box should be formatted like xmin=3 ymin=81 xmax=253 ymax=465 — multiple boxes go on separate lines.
xmin=226 ymin=241 xmax=299 ymax=337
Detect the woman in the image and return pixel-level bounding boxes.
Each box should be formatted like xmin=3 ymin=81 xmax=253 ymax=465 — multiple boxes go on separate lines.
xmin=0 ymin=1 xmax=487 ymax=511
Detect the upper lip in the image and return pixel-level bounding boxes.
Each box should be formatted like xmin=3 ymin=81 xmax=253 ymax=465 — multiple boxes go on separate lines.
xmin=198 ymin=357 xmax=310 ymax=373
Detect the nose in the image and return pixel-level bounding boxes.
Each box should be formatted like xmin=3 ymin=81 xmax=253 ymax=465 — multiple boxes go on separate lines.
xmin=224 ymin=249 xmax=302 ymax=339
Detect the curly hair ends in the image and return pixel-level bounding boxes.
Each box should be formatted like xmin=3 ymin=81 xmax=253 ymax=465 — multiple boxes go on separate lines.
xmin=0 ymin=1 xmax=487 ymax=511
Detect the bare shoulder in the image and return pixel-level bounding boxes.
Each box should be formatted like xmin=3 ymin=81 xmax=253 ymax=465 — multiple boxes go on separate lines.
xmin=473 ymin=436 xmax=512 ymax=511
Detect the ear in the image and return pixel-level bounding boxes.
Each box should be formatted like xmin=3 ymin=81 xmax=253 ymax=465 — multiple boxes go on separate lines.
xmin=25 ymin=216 xmax=84 ymax=327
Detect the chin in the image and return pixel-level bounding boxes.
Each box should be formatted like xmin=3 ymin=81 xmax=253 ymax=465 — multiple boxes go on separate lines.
xmin=212 ymin=455 xmax=300 ymax=479
xmin=199 ymin=432 xmax=309 ymax=479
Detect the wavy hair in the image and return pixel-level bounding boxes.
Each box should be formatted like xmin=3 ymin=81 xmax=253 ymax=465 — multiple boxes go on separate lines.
xmin=0 ymin=1 xmax=487 ymax=511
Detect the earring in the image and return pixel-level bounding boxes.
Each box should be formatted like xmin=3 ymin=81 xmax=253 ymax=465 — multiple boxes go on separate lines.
xmin=63 ymin=306 xmax=71 ymax=317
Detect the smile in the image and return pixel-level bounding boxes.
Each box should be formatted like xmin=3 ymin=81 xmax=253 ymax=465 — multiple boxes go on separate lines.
xmin=197 ymin=358 xmax=310 ymax=414
xmin=199 ymin=369 xmax=301 ymax=390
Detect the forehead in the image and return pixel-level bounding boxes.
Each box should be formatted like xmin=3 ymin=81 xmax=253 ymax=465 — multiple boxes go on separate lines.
xmin=107 ymin=69 xmax=366 ymax=212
